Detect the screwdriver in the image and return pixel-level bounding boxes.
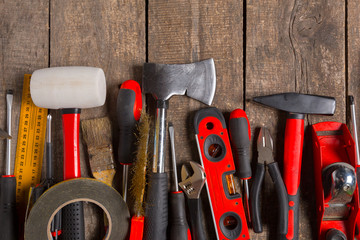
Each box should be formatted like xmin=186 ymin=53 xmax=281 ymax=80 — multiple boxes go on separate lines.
xmin=229 ymin=109 xmax=252 ymax=225
xmin=168 ymin=123 xmax=191 ymax=240
xmin=32 ymin=112 xmax=62 ymax=239
xmin=0 ymin=89 xmax=17 ymax=240
xmin=117 ymin=80 xmax=142 ymax=201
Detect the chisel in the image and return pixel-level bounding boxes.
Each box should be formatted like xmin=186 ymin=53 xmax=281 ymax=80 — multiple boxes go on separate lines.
xmin=0 ymin=89 xmax=17 ymax=240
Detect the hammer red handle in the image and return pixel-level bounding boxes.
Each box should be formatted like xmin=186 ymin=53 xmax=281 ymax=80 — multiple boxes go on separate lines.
xmin=282 ymin=115 xmax=304 ymax=240
xmin=62 ymin=109 xmax=81 ymax=180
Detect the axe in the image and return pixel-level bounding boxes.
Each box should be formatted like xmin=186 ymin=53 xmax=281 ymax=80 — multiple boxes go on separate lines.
xmin=142 ymin=59 xmax=216 ymax=240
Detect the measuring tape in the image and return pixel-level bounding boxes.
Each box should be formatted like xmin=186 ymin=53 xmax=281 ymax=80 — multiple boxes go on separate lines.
xmin=14 ymin=74 xmax=48 ymax=212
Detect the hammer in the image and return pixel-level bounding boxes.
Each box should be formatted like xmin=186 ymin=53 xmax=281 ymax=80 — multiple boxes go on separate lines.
xmin=142 ymin=59 xmax=216 ymax=240
xmin=30 ymin=66 xmax=106 ymax=240
xmin=253 ymin=92 xmax=335 ymax=240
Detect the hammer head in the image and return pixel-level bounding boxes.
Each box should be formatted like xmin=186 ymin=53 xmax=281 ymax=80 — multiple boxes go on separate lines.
xmin=253 ymin=92 xmax=336 ymax=115
xmin=142 ymin=59 xmax=216 ymax=105
xmin=30 ymin=66 xmax=106 ymax=109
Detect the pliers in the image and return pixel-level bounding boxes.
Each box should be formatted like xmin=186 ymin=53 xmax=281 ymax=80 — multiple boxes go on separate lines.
xmin=250 ymin=127 xmax=288 ymax=236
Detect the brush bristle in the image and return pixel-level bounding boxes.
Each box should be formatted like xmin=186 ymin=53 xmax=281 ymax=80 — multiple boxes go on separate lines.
xmin=6 ymin=89 xmax=13 ymax=95
xmin=129 ymin=109 xmax=151 ymax=216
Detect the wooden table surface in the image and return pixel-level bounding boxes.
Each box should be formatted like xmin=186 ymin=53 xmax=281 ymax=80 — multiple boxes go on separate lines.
xmin=1 ymin=1 xmax=359 ymax=239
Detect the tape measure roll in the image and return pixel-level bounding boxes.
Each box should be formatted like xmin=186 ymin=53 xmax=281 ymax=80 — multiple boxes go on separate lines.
xmin=24 ymin=178 xmax=130 ymax=240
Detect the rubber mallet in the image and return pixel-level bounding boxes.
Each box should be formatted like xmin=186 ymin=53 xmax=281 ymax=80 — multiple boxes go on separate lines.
xmin=30 ymin=66 xmax=106 ymax=240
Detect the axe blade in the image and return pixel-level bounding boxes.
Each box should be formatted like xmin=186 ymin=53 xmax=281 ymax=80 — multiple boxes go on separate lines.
xmin=142 ymin=59 xmax=216 ymax=105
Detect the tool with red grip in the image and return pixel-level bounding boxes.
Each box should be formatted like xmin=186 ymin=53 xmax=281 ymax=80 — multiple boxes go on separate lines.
xmin=30 ymin=67 xmax=106 ymax=240
xmin=193 ymin=107 xmax=250 ymax=240
xmin=117 ymin=79 xmax=142 ymax=201
xmin=229 ymin=109 xmax=252 ymax=224
xmin=253 ymin=93 xmax=336 ymax=240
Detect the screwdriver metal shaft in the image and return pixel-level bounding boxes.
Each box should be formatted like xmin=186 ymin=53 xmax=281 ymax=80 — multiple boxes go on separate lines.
xmin=168 ymin=123 xmax=191 ymax=240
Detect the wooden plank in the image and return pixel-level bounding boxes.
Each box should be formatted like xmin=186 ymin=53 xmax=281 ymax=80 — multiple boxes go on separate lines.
xmin=246 ymin=0 xmax=345 ymax=239
xmin=148 ymin=0 xmax=243 ymax=238
xmin=50 ymin=1 xmax=145 ymax=238
xmin=348 ymin=0 xmax=360 ymax=135
xmin=0 ymin=0 xmax=49 ymax=174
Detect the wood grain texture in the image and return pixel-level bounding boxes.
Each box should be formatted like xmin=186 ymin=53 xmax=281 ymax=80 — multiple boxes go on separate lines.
xmin=50 ymin=0 xmax=145 ymax=238
xmin=0 ymin=2 xmax=48 ymax=236
xmin=246 ymin=0 xmax=345 ymax=239
xmin=148 ymin=1 xmax=243 ymax=239
xmin=0 ymin=0 xmax=49 ymax=174
xmin=348 ymin=0 xmax=360 ymax=136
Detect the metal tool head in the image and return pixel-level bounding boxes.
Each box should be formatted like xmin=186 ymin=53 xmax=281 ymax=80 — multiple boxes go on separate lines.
xmin=253 ymin=92 xmax=336 ymax=115
xmin=142 ymin=59 xmax=216 ymax=105
xmin=179 ymin=161 xmax=206 ymax=199
xmin=257 ymin=127 xmax=274 ymax=164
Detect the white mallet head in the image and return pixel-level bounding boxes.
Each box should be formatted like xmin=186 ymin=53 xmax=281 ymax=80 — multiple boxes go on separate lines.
xmin=30 ymin=66 xmax=106 ymax=109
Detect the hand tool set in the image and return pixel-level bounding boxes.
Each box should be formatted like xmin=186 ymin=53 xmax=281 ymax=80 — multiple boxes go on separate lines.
xmin=3 ymin=59 xmax=360 ymax=240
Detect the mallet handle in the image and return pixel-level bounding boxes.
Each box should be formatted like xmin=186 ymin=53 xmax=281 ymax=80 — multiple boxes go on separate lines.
xmin=61 ymin=109 xmax=85 ymax=240
xmin=62 ymin=109 xmax=81 ymax=180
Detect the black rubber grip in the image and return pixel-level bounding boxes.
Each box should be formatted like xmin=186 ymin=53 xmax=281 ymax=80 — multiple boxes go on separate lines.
xmin=326 ymin=228 xmax=347 ymax=240
xmin=117 ymin=89 xmax=137 ymax=165
xmin=279 ymin=191 xmax=300 ymax=240
xmin=187 ymin=198 xmax=206 ymax=240
xmin=229 ymin=117 xmax=251 ymax=179
xmin=144 ymin=172 xmax=168 ymax=240
xmin=0 ymin=176 xmax=17 ymax=240
xmin=268 ymin=162 xmax=289 ymax=237
xmin=61 ymin=201 xmax=85 ymax=240
xmin=250 ymin=163 xmax=265 ymax=233
xmin=169 ymin=191 xmax=191 ymax=240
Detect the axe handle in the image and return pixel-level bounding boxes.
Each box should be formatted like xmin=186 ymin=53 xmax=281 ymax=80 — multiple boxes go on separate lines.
xmin=144 ymin=172 xmax=168 ymax=240
xmin=282 ymin=115 xmax=304 ymax=240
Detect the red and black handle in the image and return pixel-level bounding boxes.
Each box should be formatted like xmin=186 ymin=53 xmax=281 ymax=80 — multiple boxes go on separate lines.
xmin=0 ymin=175 xmax=17 ymax=240
xmin=229 ymin=109 xmax=251 ymax=180
xmin=61 ymin=108 xmax=85 ymax=240
xmin=282 ymin=114 xmax=304 ymax=240
xmin=117 ymin=80 xmax=142 ymax=165
xmin=169 ymin=191 xmax=192 ymax=240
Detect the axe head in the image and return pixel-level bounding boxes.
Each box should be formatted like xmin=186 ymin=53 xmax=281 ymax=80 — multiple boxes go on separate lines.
xmin=142 ymin=59 xmax=216 ymax=105
xmin=253 ymin=92 xmax=336 ymax=115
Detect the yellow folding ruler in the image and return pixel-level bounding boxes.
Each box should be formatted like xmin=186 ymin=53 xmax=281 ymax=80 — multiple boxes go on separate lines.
xmin=14 ymin=74 xmax=47 ymax=213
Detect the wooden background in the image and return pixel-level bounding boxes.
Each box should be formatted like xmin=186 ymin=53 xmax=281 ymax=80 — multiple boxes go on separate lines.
xmin=0 ymin=0 xmax=358 ymax=239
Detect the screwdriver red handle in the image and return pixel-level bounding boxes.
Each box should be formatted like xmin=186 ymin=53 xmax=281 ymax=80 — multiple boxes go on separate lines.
xmin=229 ymin=109 xmax=251 ymax=179
xmin=169 ymin=191 xmax=192 ymax=240
xmin=282 ymin=115 xmax=304 ymax=240
xmin=117 ymin=80 xmax=142 ymax=165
